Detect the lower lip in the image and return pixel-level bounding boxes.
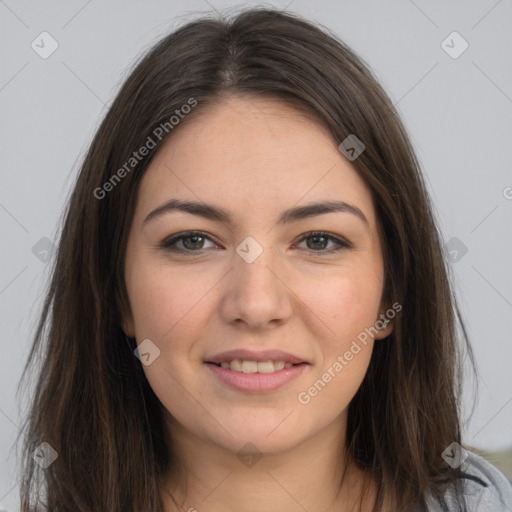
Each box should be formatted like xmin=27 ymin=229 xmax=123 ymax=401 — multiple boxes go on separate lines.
xmin=205 ymin=363 xmax=308 ymax=392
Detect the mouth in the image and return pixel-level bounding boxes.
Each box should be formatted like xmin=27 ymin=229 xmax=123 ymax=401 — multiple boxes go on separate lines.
xmin=205 ymin=348 xmax=308 ymax=368
xmin=205 ymin=360 xmax=308 ymax=392
xmin=203 ymin=350 xmax=310 ymax=392
xmin=205 ymin=359 xmax=306 ymax=373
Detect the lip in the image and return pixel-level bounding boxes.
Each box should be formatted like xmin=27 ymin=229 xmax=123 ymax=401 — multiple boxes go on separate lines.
xmin=205 ymin=349 xmax=308 ymax=365
xmin=205 ymin=362 xmax=308 ymax=393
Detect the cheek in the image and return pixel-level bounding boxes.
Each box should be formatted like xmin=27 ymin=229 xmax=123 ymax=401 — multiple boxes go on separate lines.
xmin=296 ymin=272 xmax=379 ymax=414
xmin=299 ymin=265 xmax=383 ymax=346
xmin=126 ymin=260 xmax=216 ymax=342
xmin=126 ymin=262 xmax=213 ymax=413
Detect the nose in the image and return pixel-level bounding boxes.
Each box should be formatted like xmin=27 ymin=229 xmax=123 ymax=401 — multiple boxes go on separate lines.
xmin=218 ymin=244 xmax=294 ymax=331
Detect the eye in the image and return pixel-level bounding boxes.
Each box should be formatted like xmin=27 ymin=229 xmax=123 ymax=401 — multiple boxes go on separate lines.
xmin=293 ymin=231 xmax=351 ymax=254
xmin=159 ymin=230 xmax=351 ymax=255
xmin=160 ymin=231 xmax=218 ymax=253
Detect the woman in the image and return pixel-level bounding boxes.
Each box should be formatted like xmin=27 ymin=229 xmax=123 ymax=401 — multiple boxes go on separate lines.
xmin=16 ymin=7 xmax=512 ymax=512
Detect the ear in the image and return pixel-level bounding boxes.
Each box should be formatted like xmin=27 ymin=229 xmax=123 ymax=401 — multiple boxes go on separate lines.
xmin=121 ymin=316 xmax=135 ymax=338
xmin=373 ymin=306 xmax=395 ymax=340
xmin=119 ymin=300 xmax=135 ymax=338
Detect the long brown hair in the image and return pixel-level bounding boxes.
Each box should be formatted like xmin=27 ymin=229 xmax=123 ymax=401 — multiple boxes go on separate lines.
xmin=17 ymin=7 xmax=478 ymax=511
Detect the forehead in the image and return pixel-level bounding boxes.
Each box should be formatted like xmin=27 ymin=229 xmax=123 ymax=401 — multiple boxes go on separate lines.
xmin=135 ymin=96 xmax=376 ymax=229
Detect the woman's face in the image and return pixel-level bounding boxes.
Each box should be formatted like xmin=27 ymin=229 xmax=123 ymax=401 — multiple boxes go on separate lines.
xmin=122 ymin=95 xmax=393 ymax=456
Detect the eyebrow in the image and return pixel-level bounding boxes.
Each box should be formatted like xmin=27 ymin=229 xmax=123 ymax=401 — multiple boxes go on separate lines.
xmin=142 ymin=198 xmax=370 ymax=229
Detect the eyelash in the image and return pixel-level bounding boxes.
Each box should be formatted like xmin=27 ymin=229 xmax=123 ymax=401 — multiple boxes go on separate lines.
xmin=159 ymin=230 xmax=351 ymax=255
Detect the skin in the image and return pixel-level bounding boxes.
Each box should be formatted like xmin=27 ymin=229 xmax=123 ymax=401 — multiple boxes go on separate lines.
xmin=122 ymin=95 xmax=394 ymax=512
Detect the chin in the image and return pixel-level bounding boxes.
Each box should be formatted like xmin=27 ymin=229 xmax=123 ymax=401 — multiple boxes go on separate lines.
xmin=203 ymin=413 xmax=314 ymax=455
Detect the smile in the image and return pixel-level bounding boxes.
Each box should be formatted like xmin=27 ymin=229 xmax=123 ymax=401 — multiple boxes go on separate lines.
xmin=205 ymin=361 xmax=308 ymax=392
xmin=213 ymin=359 xmax=295 ymax=373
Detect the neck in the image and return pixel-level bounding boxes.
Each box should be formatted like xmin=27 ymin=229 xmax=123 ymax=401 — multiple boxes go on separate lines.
xmin=158 ymin=410 xmax=376 ymax=512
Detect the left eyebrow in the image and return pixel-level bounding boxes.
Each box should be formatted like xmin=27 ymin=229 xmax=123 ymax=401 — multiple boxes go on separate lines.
xmin=142 ymin=198 xmax=370 ymax=230
xmin=276 ymin=200 xmax=369 ymax=229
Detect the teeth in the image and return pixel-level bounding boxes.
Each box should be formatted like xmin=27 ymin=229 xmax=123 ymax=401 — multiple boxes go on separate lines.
xmin=217 ymin=359 xmax=296 ymax=373
xmin=241 ymin=360 xmax=258 ymax=373
xmin=255 ymin=361 xmax=274 ymax=373
xmin=230 ymin=359 xmax=242 ymax=371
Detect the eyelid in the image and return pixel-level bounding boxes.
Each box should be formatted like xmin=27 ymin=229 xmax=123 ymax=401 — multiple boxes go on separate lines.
xmin=160 ymin=230 xmax=219 ymax=252
xmin=293 ymin=231 xmax=352 ymax=253
xmin=159 ymin=230 xmax=352 ymax=254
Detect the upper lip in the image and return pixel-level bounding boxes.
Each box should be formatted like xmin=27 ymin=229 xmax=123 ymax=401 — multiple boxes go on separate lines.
xmin=205 ymin=349 xmax=308 ymax=365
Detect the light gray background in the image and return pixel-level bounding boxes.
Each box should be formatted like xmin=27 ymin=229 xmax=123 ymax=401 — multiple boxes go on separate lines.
xmin=1 ymin=0 xmax=511 ymax=509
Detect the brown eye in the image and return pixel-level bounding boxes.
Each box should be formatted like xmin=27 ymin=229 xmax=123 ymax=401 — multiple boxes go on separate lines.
xmin=161 ymin=231 xmax=217 ymax=252
xmin=294 ymin=231 xmax=351 ymax=254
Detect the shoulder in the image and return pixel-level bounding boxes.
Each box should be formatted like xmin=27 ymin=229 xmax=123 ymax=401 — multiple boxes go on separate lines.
xmin=425 ymin=449 xmax=512 ymax=511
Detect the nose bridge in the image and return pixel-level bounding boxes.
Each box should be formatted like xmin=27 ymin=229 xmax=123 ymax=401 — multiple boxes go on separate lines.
xmin=219 ymin=235 xmax=292 ymax=328
xmin=235 ymin=237 xmax=276 ymax=288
